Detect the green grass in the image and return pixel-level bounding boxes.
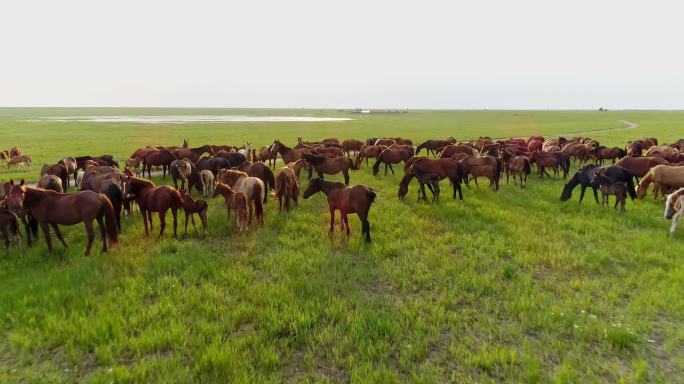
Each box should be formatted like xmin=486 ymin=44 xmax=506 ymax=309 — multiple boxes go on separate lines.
xmin=0 ymin=108 xmax=683 ymax=383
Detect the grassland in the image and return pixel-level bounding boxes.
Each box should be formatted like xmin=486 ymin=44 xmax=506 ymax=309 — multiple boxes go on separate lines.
xmin=0 ymin=109 xmax=683 ymax=383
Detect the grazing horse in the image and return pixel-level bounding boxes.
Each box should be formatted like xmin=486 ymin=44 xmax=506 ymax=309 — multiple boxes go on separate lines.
xmin=313 ymin=146 xmax=344 ymax=158
xmin=372 ymin=149 xmax=412 ymax=176
xmin=58 ymin=156 xmax=78 ymax=187
xmin=342 ymin=139 xmax=364 ymax=156
xmin=199 ymin=170 xmax=215 ymax=197
xmin=664 ymin=187 xmax=684 ymax=237
xmin=9 ymin=147 xmax=22 ymax=157
xmin=237 ymin=161 xmax=275 ymax=203
xmin=41 ymin=163 xmax=69 ymax=192
xmin=124 ymin=177 xmax=182 ymax=238
xmin=142 ymin=149 xmax=176 ymax=178
xmin=645 ymin=145 xmax=680 ymax=163
xmin=274 ymin=167 xmax=300 ymax=212
xmin=98 ymin=178 xmax=126 ymax=231
xmin=439 ymin=144 xmax=476 ymax=159
xmin=215 ymin=151 xmax=247 ymax=167
xmin=170 ymin=158 xmax=193 ymax=192
xmin=636 ymin=165 xmax=684 ymax=199
xmin=259 ymin=145 xmax=278 ymax=168
xmin=303 ymin=153 xmax=356 ymax=184
xmin=38 ymin=175 xmax=64 ymax=193
xmin=0 ymin=209 xmax=21 ymax=251
xmin=590 ymin=174 xmax=627 ymax=213
xmin=5 ymin=182 xmax=118 ymax=256
xmin=529 ymin=151 xmax=560 ymax=178
xmin=398 ymin=158 xmax=464 ymax=200
xmin=7 ymin=156 xmax=31 ymax=172
xmin=196 ymin=156 xmax=232 ymax=176
xmin=416 ymin=137 xmax=456 ymax=156
xmin=615 ymin=156 xmax=669 ymax=180
xmin=460 ymin=154 xmax=501 ymax=190
xmin=560 ymin=165 xmax=600 ymax=203
xmin=270 ymin=140 xmax=312 ymax=164
xmin=217 ymin=170 xmax=264 ymax=226
xmin=179 ymin=191 xmax=208 ymax=237
xmin=302 ymin=177 xmax=376 ymax=242
xmin=212 ymin=183 xmax=249 ymax=234
xmin=75 ymin=155 xmax=118 ymax=172
xmin=592 ymin=146 xmax=626 ymax=165
xmin=354 ymin=145 xmax=385 ymax=168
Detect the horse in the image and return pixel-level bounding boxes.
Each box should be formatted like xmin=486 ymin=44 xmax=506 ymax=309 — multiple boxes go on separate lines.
xmin=354 ymin=145 xmax=385 ymax=168
xmin=37 ymin=175 xmax=64 ymax=193
xmin=285 ymin=159 xmax=309 ymax=178
xmin=7 ymin=156 xmax=31 ymax=172
xmin=302 ymin=177 xmax=376 ymax=243
xmin=0 ymin=151 xmax=9 ymax=164
xmin=416 ymin=137 xmax=456 ymax=156
xmin=592 ymin=146 xmax=626 ymax=165
xmin=341 ymin=139 xmax=364 ymax=156
xmin=216 ymin=170 xmax=264 ymax=226
xmin=58 ymin=156 xmax=78 ymax=188
xmin=125 ymin=157 xmax=142 ymax=177
xmin=259 ymin=145 xmax=278 ymax=168
xmin=169 ymin=145 xmax=213 ymax=164
xmin=626 ymin=141 xmax=643 ymax=157
xmin=636 ymin=165 xmax=684 ymax=199
xmin=75 ymin=155 xmax=118 ymax=171
xmin=505 ymin=154 xmax=532 ymax=188
xmin=270 ymin=140 xmax=312 ymax=164
xmin=460 ymin=154 xmax=501 ymax=190
xmin=237 ymin=142 xmax=254 ymax=161
xmin=5 ymin=181 xmax=118 ymax=256
xmin=179 ymin=191 xmax=208 ymax=237
xmin=561 ymin=143 xmax=591 ymax=167
xmin=590 ymin=174 xmax=627 ymax=213
xmin=274 ymin=167 xmax=300 ymax=212
xmin=615 ymin=156 xmax=669 ymax=180
xmin=645 ymin=145 xmax=680 ymax=163
xmin=9 ymin=147 xmax=22 ymax=157
xmin=529 ymin=151 xmax=560 ymax=178
xmin=98 ymin=178 xmax=126 ymax=231
xmin=123 ymin=177 xmax=182 ymax=238
xmin=142 ymin=149 xmax=176 ymax=178
xmin=212 ymin=183 xmax=248 ymax=234
xmin=313 ymin=146 xmax=344 ymax=158
xmin=215 ymin=151 xmax=247 ymax=167
xmin=199 ymin=170 xmax=215 ymax=197
xmin=560 ymin=165 xmax=600 ymax=202
xmin=372 ymin=149 xmax=412 ymax=176
xmin=0 ymin=209 xmax=21 ymax=251
xmin=41 ymin=163 xmax=69 ymax=192
xmin=237 ymin=161 xmax=275 ymax=203
xmin=398 ymin=158 xmax=464 ymax=201
xmin=196 ymin=156 xmax=232 ymax=176
xmin=439 ymin=144 xmax=476 ymax=159
xmin=303 ymin=153 xmax=356 ymax=184
xmin=664 ymin=187 xmax=684 ymax=237
xmin=170 ymin=158 xmax=193 ymax=192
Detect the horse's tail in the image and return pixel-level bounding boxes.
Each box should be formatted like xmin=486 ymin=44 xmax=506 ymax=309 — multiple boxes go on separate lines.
xmin=523 ymin=158 xmax=531 ymax=175
xmin=99 ymin=195 xmax=119 ymax=246
xmin=265 ymin=167 xmax=275 ymax=191
xmin=624 ymin=170 xmax=637 ymax=201
xmin=495 ymin=157 xmax=502 ymax=180
xmin=254 ymin=181 xmax=265 ymax=223
xmin=367 ymin=188 xmax=377 ymax=203
xmin=348 ymin=156 xmax=358 ymax=170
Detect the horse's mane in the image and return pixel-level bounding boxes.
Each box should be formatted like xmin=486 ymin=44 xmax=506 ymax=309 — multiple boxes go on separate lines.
xmin=129 ymin=177 xmax=155 ymax=190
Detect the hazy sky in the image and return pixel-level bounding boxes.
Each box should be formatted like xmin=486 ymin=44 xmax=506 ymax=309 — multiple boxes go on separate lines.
xmin=1 ymin=0 xmax=683 ymax=109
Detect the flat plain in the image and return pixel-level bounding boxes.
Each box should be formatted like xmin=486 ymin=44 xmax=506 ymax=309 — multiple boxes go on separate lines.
xmin=0 ymin=108 xmax=682 ymax=383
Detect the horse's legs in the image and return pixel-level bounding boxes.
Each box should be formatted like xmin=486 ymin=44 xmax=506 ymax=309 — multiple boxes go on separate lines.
xmin=83 ymin=220 xmax=95 ymax=256
xmin=388 ymin=164 xmax=395 ymax=175
xmin=171 ymin=208 xmax=178 ymax=238
xmin=329 ymin=207 xmax=335 ymax=233
xmin=592 ymin=187 xmax=599 ymax=203
xmin=343 ymin=170 xmax=349 ymax=185
xmin=158 ymin=210 xmax=167 ymax=238
xmin=670 ymin=210 xmax=682 ymax=237
xmin=39 ymin=222 xmax=53 ymax=252
xmin=96 ymin=215 xmax=107 ymax=252
xmin=140 ymin=208 xmax=149 ymax=236
xmin=247 ymin=201 xmax=253 ymax=225
xmin=184 ymin=212 xmax=190 ymax=236
xmin=50 ymin=223 xmax=68 ymax=249
xmin=579 ymin=185 xmax=587 ymax=202
xmin=342 ymin=213 xmax=350 ymax=236
xmin=384 ymin=163 xmax=388 ymax=175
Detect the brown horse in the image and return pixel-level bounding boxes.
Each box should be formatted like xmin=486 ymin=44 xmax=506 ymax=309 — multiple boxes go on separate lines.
xmin=169 ymin=145 xmax=212 ymax=164
xmin=460 ymin=155 xmax=501 ymax=190
xmin=503 ymin=153 xmax=532 ymax=188
xmin=179 ymin=191 xmax=208 ymax=237
xmin=270 ymin=140 xmax=312 ymax=164
xmin=439 ymin=144 xmax=476 ymax=159
xmin=170 ymin=158 xmax=193 ymax=192
xmin=5 ymin=181 xmax=118 ymax=256
xmin=237 ymin=161 xmax=275 ymax=203
xmin=664 ymin=187 xmax=684 ymax=237
xmin=592 ymin=146 xmax=626 ymax=165
xmin=354 ymin=145 xmax=386 ymax=168
xmin=398 ymin=158 xmax=464 ymax=200
xmin=273 ymin=167 xmax=300 ymax=212
xmin=58 ymin=156 xmax=78 ymax=188
xmin=0 ymin=209 xmax=21 ymax=251
xmin=9 ymin=147 xmax=22 ymax=157
xmin=313 ymin=146 xmax=344 ymax=158
xmin=124 ymin=177 xmax=182 ymax=238
xmin=645 ymin=145 xmax=680 ymax=163
xmin=41 ymin=163 xmax=69 ymax=192
xmin=590 ymin=174 xmax=627 ymax=213
xmin=626 ymin=141 xmax=643 ymax=157
xmin=636 ymin=165 xmax=684 ymax=199
xmin=372 ymin=149 xmax=412 ymax=175
xmin=142 ymin=149 xmax=176 ymax=178
xmin=416 ymin=137 xmax=456 ymax=156
xmin=615 ymin=156 xmax=669 ymax=179
xmin=217 ymin=170 xmax=264 ymax=226
xmin=38 ymin=175 xmax=64 ymax=193
xmin=212 ymin=183 xmax=248 ymax=234
xmin=259 ymin=145 xmax=278 ymax=168
xmin=341 ymin=139 xmax=364 ymax=156
xmin=285 ymin=159 xmax=309 ymax=178
xmin=302 ymin=178 xmax=376 ymax=242
xmin=303 ymin=153 xmax=356 ymax=184
xmin=7 ymin=156 xmax=31 ymax=172
xmin=529 ymin=151 xmax=560 ymax=179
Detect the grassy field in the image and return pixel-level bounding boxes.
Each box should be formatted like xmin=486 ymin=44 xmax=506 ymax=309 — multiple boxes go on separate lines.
xmin=0 ymin=109 xmax=683 ymax=383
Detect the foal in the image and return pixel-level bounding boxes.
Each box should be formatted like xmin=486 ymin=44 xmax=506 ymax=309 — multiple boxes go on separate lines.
xmin=199 ymin=170 xmax=215 ymax=197
xmin=591 ymin=174 xmax=627 ymax=213
xmin=212 ymin=183 xmax=248 ymax=234
xmin=0 ymin=209 xmax=21 ymax=251
xmin=664 ymin=187 xmax=684 ymax=237
xmin=179 ymin=192 xmax=208 ymax=237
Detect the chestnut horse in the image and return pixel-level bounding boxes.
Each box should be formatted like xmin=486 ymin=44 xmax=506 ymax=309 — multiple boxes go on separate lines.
xmin=664 ymin=187 xmax=684 ymax=237
xmin=212 ymin=183 xmax=248 ymax=234
xmin=342 ymin=139 xmax=364 ymax=156
xmin=372 ymin=149 xmax=412 ymax=175
xmin=237 ymin=161 xmax=275 ymax=203
xmin=274 ymin=167 xmax=300 ymax=212
xmin=270 ymin=140 xmax=312 ymax=164
xmin=217 ymin=170 xmax=264 ymax=226
xmin=592 ymin=146 xmax=626 ymax=165
xmin=615 ymin=156 xmax=669 ymax=179
xmin=398 ymin=158 xmax=464 ymax=200
xmin=5 ymin=182 xmax=118 ymax=256
xmin=354 ymin=145 xmax=385 ymax=168
xmin=58 ymin=156 xmax=78 ymax=187
xmin=0 ymin=209 xmax=21 ymax=250
xmin=179 ymin=191 xmax=208 ymax=237
xmin=259 ymin=145 xmax=278 ymax=168
xmin=303 ymin=153 xmax=356 ymax=184
xmin=302 ymin=178 xmax=376 ymax=242
xmin=38 ymin=175 xmax=63 ymax=193
xmin=41 ymin=163 xmax=69 ymax=192
xmin=142 ymin=149 xmax=176 ymax=178
xmin=636 ymin=165 xmax=684 ymax=199
xmin=460 ymin=154 xmax=501 ymax=190
xmin=124 ymin=177 xmax=182 ymax=238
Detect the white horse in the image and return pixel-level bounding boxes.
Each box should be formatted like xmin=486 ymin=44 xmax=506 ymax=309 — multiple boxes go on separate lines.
xmin=199 ymin=170 xmax=215 ymax=197
xmin=238 ymin=142 xmax=254 ymax=161
xmin=664 ymin=187 xmax=684 ymax=237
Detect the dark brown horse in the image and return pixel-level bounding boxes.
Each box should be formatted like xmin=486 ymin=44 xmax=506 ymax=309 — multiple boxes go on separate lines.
xmin=303 ymin=153 xmax=356 ymax=184
xmin=0 ymin=209 xmax=21 ymax=250
xmin=626 ymin=141 xmax=643 ymax=157
xmin=41 ymin=163 xmax=69 ymax=192
xmin=460 ymin=155 xmax=501 ymax=190
xmin=529 ymin=151 xmax=560 ymax=179
xmin=124 ymin=177 xmax=182 ymax=238
xmin=372 ymin=149 xmax=412 ymax=175
xmin=341 ymin=139 xmax=364 ymax=156
xmin=303 ymin=178 xmax=376 ymax=242
xmin=354 ymin=145 xmax=386 ymax=168
xmin=398 ymin=158 xmax=464 ymax=200
xmin=592 ymin=146 xmax=626 ymax=165
xmin=271 ymin=140 xmax=312 ymax=163
xmin=5 ymin=181 xmax=118 ymax=256
xmin=142 ymin=149 xmax=176 ymax=178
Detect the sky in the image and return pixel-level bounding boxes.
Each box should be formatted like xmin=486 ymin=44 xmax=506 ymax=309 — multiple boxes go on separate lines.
xmin=1 ymin=0 xmax=683 ymax=109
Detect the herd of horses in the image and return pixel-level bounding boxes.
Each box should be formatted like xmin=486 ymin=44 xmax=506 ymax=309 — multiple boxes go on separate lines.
xmin=0 ymin=133 xmax=682 ymax=255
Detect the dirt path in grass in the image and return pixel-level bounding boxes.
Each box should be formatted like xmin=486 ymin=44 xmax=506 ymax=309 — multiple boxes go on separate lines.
xmin=558 ymin=119 xmax=638 ymax=136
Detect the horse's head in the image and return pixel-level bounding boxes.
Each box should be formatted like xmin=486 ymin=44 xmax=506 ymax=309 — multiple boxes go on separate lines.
xmin=559 ymin=183 xmax=573 ymax=201
xmin=6 ymin=179 xmax=27 ymax=212
xmin=302 ymin=178 xmax=322 ymax=199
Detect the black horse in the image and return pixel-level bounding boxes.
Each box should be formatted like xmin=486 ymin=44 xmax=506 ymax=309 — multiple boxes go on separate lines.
xmin=561 ymin=165 xmax=636 ymax=203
